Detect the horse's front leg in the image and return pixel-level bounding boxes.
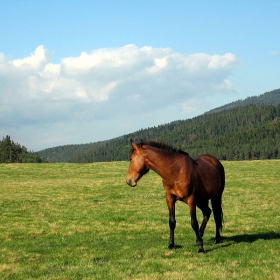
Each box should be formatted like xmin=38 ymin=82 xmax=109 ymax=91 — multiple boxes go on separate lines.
xmin=166 ymin=193 xmax=176 ymax=249
xmin=187 ymin=196 xmax=205 ymax=253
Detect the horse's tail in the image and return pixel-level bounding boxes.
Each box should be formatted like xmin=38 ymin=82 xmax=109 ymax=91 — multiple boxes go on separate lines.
xmin=211 ymin=163 xmax=225 ymax=233
xmin=211 ymin=192 xmax=223 ymax=232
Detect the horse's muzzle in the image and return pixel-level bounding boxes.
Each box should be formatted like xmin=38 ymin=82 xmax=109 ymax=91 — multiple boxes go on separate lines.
xmin=126 ymin=178 xmax=137 ymax=187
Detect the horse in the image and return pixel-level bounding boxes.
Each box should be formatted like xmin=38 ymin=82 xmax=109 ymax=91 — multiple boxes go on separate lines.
xmin=126 ymin=139 xmax=225 ymax=253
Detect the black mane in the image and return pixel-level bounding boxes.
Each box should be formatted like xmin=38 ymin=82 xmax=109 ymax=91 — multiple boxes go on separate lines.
xmin=138 ymin=139 xmax=189 ymax=156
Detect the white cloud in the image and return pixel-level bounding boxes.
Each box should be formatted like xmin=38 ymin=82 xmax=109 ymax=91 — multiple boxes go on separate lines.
xmin=12 ymin=45 xmax=50 ymax=69
xmin=0 ymin=45 xmax=239 ymax=150
xmin=208 ymin=53 xmax=237 ymax=69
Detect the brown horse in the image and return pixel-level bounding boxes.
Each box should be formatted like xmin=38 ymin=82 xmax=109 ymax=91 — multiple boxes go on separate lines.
xmin=126 ymin=139 xmax=225 ymax=253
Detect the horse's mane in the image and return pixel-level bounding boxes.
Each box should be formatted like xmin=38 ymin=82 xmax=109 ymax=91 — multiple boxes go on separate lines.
xmin=137 ymin=139 xmax=189 ymax=156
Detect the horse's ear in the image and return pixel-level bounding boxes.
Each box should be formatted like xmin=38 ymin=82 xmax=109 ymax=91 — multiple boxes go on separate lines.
xmin=130 ymin=139 xmax=139 ymax=150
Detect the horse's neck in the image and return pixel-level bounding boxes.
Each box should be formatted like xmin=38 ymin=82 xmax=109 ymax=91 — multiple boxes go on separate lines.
xmin=144 ymin=150 xmax=184 ymax=179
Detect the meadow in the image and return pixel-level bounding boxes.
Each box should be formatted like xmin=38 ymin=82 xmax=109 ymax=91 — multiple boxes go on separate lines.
xmin=0 ymin=160 xmax=279 ymax=279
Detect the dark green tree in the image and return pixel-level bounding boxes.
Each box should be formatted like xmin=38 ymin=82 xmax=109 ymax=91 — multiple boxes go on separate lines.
xmin=0 ymin=136 xmax=43 ymax=163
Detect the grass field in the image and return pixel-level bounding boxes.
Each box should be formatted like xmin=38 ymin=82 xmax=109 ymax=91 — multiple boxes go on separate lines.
xmin=0 ymin=160 xmax=280 ymax=279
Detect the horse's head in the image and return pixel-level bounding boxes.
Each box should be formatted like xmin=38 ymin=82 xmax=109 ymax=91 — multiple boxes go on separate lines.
xmin=126 ymin=139 xmax=150 ymax=187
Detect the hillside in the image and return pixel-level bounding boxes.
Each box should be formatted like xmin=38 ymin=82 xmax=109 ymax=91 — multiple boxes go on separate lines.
xmin=36 ymin=141 xmax=106 ymax=163
xmin=206 ymin=88 xmax=280 ymax=114
xmin=37 ymin=88 xmax=280 ymax=162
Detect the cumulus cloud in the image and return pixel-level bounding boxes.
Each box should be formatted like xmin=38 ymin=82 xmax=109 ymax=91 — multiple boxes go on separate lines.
xmin=0 ymin=45 xmax=239 ymax=149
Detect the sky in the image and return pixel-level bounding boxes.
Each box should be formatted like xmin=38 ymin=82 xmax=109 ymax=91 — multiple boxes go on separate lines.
xmin=0 ymin=1 xmax=279 ymax=151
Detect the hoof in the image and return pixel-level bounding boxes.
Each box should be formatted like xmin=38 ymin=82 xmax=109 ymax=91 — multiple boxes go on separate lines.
xmin=216 ymin=240 xmax=223 ymax=244
xmin=215 ymin=236 xmax=223 ymax=244
xmin=168 ymin=243 xmax=174 ymax=249
xmin=198 ymin=248 xmax=205 ymax=253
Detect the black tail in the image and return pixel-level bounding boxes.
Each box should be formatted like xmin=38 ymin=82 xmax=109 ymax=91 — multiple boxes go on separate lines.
xmin=211 ymin=193 xmax=223 ymax=232
xmin=211 ymin=165 xmax=225 ymax=237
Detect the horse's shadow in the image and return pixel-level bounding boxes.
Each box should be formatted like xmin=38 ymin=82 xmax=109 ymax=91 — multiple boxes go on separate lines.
xmin=170 ymin=231 xmax=280 ymax=252
xmin=222 ymin=231 xmax=280 ymax=243
xmin=204 ymin=231 xmax=280 ymax=252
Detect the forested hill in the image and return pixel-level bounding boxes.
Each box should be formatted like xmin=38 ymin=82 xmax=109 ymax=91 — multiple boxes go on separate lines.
xmin=36 ymin=141 xmax=106 ymax=163
xmin=206 ymin=88 xmax=280 ymax=114
xmin=37 ymin=88 xmax=280 ymax=162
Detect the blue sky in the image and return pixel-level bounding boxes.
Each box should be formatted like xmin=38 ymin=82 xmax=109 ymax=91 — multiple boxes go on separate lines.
xmin=0 ymin=1 xmax=279 ymax=151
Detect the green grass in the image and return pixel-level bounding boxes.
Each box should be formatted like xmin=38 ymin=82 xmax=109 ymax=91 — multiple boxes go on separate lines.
xmin=0 ymin=160 xmax=280 ymax=279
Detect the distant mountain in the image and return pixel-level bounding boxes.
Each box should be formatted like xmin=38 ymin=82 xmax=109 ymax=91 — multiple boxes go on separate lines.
xmin=36 ymin=141 xmax=107 ymax=163
xmin=206 ymin=88 xmax=280 ymax=114
xmin=37 ymin=88 xmax=280 ymax=162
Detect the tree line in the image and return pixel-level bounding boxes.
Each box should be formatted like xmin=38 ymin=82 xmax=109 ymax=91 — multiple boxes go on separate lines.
xmin=0 ymin=135 xmax=43 ymax=163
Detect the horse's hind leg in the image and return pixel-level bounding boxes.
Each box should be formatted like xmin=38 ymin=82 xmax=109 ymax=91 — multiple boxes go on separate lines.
xmin=211 ymin=193 xmax=223 ymax=244
xmin=197 ymin=201 xmax=212 ymax=238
